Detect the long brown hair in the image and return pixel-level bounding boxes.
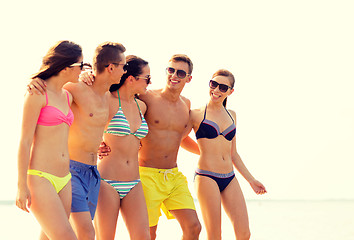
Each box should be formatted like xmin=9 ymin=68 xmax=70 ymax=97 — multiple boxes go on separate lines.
xmin=212 ymin=69 xmax=235 ymax=107
xmin=32 ymin=40 xmax=82 ymax=80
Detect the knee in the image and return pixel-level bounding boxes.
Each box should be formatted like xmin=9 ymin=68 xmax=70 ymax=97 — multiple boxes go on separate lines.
xmin=53 ymin=229 xmax=77 ymax=240
xmin=60 ymin=231 xmax=78 ymax=240
xmin=133 ymin=230 xmax=151 ymax=240
xmin=183 ymin=220 xmax=201 ymax=237
xmin=50 ymin=225 xmax=77 ymax=240
xmin=76 ymin=226 xmax=95 ymax=240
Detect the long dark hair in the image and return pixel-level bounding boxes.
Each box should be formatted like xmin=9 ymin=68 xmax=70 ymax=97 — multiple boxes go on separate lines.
xmin=109 ymin=55 xmax=149 ymax=92
xmin=32 ymin=40 xmax=82 ymax=81
xmin=212 ymin=69 xmax=235 ymax=107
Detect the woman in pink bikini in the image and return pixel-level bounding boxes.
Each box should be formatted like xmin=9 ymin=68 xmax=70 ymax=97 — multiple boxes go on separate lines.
xmin=16 ymin=40 xmax=83 ymax=239
xmin=190 ymin=69 xmax=267 ymax=240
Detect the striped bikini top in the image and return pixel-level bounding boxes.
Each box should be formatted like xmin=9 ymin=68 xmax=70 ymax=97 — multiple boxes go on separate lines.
xmin=104 ymin=90 xmax=148 ymax=140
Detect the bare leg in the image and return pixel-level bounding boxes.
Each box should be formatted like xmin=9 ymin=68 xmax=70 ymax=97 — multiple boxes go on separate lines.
xmin=120 ymin=183 xmax=150 ymax=240
xmin=194 ymin=175 xmax=222 ymax=240
xmin=221 ymin=178 xmax=251 ymax=240
xmin=170 ymin=209 xmax=201 ymax=240
xmin=150 ymin=225 xmax=158 ymax=240
xmin=94 ymin=180 xmax=120 ymax=240
xmin=70 ymin=211 xmax=95 ymax=240
xmin=28 ymin=176 xmax=77 ymax=240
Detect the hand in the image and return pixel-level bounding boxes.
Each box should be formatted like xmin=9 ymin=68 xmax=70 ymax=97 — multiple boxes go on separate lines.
xmin=16 ymin=187 xmax=31 ymax=213
xmin=79 ymin=70 xmax=95 ymax=86
xmin=97 ymin=141 xmax=111 ymax=159
xmin=249 ymin=179 xmax=267 ymax=195
xmin=27 ymin=78 xmax=47 ymax=95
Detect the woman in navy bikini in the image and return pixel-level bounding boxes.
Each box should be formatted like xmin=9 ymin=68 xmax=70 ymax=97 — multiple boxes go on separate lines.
xmin=190 ymin=69 xmax=267 ymax=240
xmin=92 ymin=55 xmax=151 ymax=240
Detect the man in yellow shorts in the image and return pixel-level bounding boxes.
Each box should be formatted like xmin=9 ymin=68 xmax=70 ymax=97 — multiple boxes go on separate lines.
xmin=137 ymin=54 xmax=201 ymax=239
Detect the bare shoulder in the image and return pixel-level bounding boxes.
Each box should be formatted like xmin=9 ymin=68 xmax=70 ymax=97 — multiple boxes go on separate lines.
xmin=180 ymin=95 xmax=191 ymax=108
xmin=136 ymin=98 xmax=147 ymax=114
xmin=64 ymin=82 xmax=91 ymax=100
xmin=24 ymin=91 xmax=46 ymax=107
xmin=190 ymin=106 xmax=204 ymax=124
xmin=227 ymin=109 xmax=237 ymax=122
xmin=66 ymin=91 xmax=73 ymax=105
xmin=138 ymin=89 xmax=162 ymax=103
xmin=64 ymin=81 xmax=86 ymax=94
xmin=191 ymin=106 xmax=204 ymax=116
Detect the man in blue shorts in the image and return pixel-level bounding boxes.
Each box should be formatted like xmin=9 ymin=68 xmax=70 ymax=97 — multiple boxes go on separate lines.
xmin=28 ymin=42 xmax=127 ymax=239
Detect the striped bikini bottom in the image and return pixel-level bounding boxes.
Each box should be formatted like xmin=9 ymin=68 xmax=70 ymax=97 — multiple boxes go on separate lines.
xmin=102 ymin=178 xmax=140 ymax=199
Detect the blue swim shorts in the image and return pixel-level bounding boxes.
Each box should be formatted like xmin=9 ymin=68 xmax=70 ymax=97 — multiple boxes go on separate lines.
xmin=70 ymin=160 xmax=101 ymax=220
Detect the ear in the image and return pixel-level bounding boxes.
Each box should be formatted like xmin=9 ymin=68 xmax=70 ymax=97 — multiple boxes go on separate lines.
xmin=127 ymin=75 xmax=135 ymax=83
xmin=60 ymin=67 xmax=70 ymax=76
xmin=186 ymin=75 xmax=192 ymax=83
xmin=229 ymin=88 xmax=235 ymax=96
xmin=106 ymin=64 xmax=114 ymax=74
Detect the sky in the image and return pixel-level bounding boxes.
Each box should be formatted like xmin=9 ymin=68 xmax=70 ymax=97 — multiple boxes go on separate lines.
xmin=1 ymin=0 xmax=354 ymax=201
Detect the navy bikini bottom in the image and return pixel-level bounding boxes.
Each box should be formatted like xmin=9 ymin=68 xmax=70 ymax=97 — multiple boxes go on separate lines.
xmin=195 ymin=168 xmax=235 ymax=192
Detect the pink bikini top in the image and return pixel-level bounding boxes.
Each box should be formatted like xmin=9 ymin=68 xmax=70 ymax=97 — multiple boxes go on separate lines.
xmin=37 ymin=91 xmax=74 ymax=126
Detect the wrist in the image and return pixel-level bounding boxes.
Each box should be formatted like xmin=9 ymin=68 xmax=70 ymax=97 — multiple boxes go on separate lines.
xmin=17 ymin=180 xmax=28 ymax=188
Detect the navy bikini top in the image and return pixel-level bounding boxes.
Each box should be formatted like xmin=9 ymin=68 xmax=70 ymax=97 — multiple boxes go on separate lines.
xmin=195 ymin=106 xmax=236 ymax=141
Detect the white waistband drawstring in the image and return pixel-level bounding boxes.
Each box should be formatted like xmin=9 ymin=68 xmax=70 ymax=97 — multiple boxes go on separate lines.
xmin=159 ymin=169 xmax=174 ymax=181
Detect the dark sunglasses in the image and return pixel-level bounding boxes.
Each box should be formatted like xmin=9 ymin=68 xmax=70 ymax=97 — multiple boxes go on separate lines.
xmin=136 ymin=75 xmax=151 ymax=84
xmin=209 ymin=80 xmax=232 ymax=93
xmin=166 ymin=67 xmax=190 ymax=79
xmin=105 ymin=62 xmax=129 ymax=71
xmin=70 ymin=62 xmax=91 ymax=70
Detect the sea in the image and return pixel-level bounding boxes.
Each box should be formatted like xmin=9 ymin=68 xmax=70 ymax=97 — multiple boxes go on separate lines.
xmin=1 ymin=199 xmax=353 ymax=240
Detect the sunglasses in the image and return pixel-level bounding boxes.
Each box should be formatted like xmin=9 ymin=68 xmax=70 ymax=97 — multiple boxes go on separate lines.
xmin=70 ymin=62 xmax=91 ymax=70
xmin=136 ymin=75 xmax=151 ymax=84
xmin=209 ymin=80 xmax=232 ymax=93
xmin=166 ymin=67 xmax=190 ymax=79
xmin=105 ymin=62 xmax=129 ymax=71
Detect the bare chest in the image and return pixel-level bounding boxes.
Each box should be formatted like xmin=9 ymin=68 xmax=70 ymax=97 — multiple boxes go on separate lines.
xmin=73 ymin=94 xmax=110 ymax=127
xmin=146 ymin=99 xmax=189 ymax=132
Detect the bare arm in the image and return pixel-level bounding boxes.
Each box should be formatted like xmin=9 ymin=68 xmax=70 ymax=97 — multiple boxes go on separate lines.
xmin=180 ymin=108 xmax=200 ymax=154
xmin=16 ymin=93 xmax=44 ymax=212
xmin=181 ymin=135 xmax=200 ymax=155
xmin=230 ymin=110 xmax=267 ymax=195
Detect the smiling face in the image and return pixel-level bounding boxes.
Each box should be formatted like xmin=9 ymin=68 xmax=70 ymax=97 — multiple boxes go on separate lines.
xmin=209 ymin=75 xmax=234 ymax=103
xmin=166 ymin=61 xmax=192 ymax=91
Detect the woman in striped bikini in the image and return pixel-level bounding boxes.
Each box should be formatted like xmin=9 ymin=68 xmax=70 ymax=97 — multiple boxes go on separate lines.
xmin=94 ymin=55 xmax=151 ymax=240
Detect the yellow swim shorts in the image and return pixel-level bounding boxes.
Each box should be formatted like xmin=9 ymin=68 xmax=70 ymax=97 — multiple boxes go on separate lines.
xmin=139 ymin=166 xmax=196 ymax=227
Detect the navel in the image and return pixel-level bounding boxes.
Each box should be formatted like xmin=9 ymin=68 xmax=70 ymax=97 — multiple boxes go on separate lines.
xmin=89 ymin=113 xmax=93 ymax=117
